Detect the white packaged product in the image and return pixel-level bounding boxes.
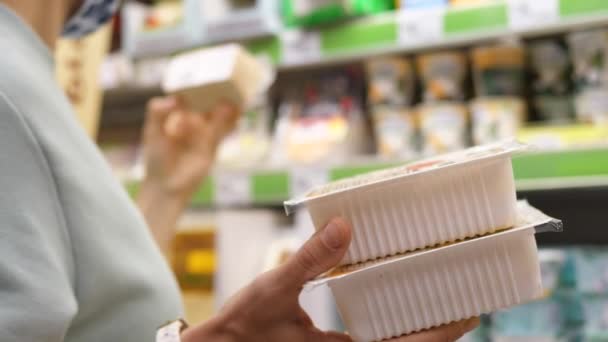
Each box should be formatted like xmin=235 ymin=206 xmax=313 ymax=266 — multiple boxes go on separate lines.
xmin=306 ymin=203 xmax=562 ymax=342
xmin=417 ymin=102 xmax=468 ymax=156
xmin=285 ymin=141 xmax=526 ymax=265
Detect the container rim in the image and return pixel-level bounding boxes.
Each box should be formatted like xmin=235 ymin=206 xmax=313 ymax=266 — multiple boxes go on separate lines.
xmin=286 ymin=140 xmax=530 ymax=215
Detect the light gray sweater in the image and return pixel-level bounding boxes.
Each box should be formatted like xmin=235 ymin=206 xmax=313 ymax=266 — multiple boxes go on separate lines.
xmin=0 ymin=5 xmax=183 ymax=341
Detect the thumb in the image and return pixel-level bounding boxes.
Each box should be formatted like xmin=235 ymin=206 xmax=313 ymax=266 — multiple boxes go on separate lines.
xmin=279 ymin=218 xmax=352 ymax=289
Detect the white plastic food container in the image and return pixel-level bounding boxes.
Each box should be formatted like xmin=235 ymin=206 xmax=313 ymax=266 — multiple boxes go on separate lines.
xmin=285 ymin=141 xmax=526 ymax=266
xmin=306 ymin=203 xmax=562 ymax=342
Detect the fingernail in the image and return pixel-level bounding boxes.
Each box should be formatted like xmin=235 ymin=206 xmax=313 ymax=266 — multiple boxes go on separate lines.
xmin=321 ymin=219 xmax=347 ymax=250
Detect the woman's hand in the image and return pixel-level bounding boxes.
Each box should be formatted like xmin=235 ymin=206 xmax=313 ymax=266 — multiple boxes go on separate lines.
xmin=182 ymin=218 xmax=479 ymax=342
xmin=141 ymin=96 xmax=239 ymax=199
xmin=137 ymin=96 xmax=239 ymax=253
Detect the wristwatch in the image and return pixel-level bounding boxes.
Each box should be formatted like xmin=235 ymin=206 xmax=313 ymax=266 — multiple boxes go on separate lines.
xmin=156 ymin=319 xmax=188 ymax=342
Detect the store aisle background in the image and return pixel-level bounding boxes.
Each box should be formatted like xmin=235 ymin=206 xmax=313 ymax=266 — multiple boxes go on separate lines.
xmin=58 ymin=0 xmax=608 ymax=340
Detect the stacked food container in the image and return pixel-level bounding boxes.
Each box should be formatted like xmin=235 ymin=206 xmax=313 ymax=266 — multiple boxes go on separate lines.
xmin=285 ymin=141 xmax=563 ymax=342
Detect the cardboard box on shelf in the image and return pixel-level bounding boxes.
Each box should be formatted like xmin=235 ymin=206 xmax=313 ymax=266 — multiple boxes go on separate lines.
xmin=163 ymin=44 xmax=269 ymax=113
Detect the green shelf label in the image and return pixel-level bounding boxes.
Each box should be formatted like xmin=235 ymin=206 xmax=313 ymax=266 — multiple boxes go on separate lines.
xmin=246 ymin=37 xmax=281 ymax=65
xmin=560 ymin=0 xmax=608 ymax=16
xmin=252 ymin=171 xmax=290 ymax=203
xmin=444 ymin=3 xmax=508 ymax=34
xmin=321 ymin=18 xmax=398 ymax=55
xmin=513 ymin=148 xmax=608 ymax=180
xmin=191 ymin=177 xmax=215 ymax=206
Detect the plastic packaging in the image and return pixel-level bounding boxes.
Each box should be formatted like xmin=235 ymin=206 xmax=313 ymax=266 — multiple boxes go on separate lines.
xmin=471 ymin=44 xmax=525 ymax=97
xmin=530 ymin=40 xmax=570 ymax=96
xmin=365 ymin=57 xmax=415 ymax=107
xmin=567 ymin=29 xmax=608 ymax=91
xmin=371 ymin=106 xmax=417 ymax=158
xmin=416 ymin=51 xmax=466 ymax=101
xmin=417 ymin=102 xmax=468 ymax=156
xmin=271 ymin=68 xmax=369 ymax=164
xmin=574 ymin=87 xmax=608 ymax=124
xmin=470 ymin=97 xmax=526 ymax=145
xmin=306 ymin=203 xmax=561 ymax=342
xmin=285 ymin=141 xmax=526 ymax=265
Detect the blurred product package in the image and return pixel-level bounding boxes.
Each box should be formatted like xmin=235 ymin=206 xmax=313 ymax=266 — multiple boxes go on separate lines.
xmin=417 ymin=101 xmax=468 ymax=155
xmin=121 ymin=0 xmax=202 ymax=57
xmin=470 ymin=97 xmax=526 ymax=145
xmin=471 ymin=44 xmax=525 ymax=97
xmin=199 ymin=0 xmax=281 ymax=42
xmin=271 ymin=67 xmax=370 ymax=164
xmin=416 ymin=51 xmax=467 ymax=102
xmin=529 ymin=39 xmax=574 ymax=124
xmin=567 ymin=29 xmax=608 ymax=124
xmin=365 ymin=57 xmax=416 ymax=158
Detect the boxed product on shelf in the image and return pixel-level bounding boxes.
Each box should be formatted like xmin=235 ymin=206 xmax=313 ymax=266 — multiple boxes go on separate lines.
xmin=271 ymin=67 xmax=370 ymax=164
xmin=365 ymin=56 xmax=417 ymax=158
xmin=199 ymin=0 xmax=282 ymax=43
xmin=370 ymin=106 xmax=417 ymax=159
xmin=471 ymin=44 xmax=525 ymax=97
xmin=574 ymin=87 xmax=608 ymax=124
xmin=365 ymin=57 xmax=415 ymax=107
xmin=305 ymin=203 xmax=561 ymax=342
xmin=470 ymin=97 xmax=526 ymax=145
xmin=567 ymin=29 xmax=608 ymax=92
xmin=416 ymin=51 xmax=467 ymax=102
xmin=162 ymin=44 xmax=273 ymax=113
xmin=121 ymin=1 xmax=202 ymax=58
xmin=530 ymin=40 xmax=570 ymax=97
xmin=282 ymin=0 xmax=394 ymax=27
xmin=286 ymin=141 xmax=525 ymax=265
xmin=529 ymin=39 xmax=574 ymax=124
xmin=417 ymin=101 xmax=468 ymax=155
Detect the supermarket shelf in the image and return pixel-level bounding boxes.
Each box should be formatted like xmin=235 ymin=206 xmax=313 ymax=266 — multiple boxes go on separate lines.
xmin=125 ymin=146 xmax=608 ymax=208
xmin=125 ymin=0 xmax=608 ymax=71
xmin=278 ymin=0 xmax=608 ymax=71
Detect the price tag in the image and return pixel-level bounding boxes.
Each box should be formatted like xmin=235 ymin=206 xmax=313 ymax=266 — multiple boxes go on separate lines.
xmin=291 ymin=167 xmax=328 ymax=198
xmin=508 ymin=0 xmax=559 ymax=30
xmin=215 ymin=171 xmax=251 ymax=206
xmin=397 ymin=7 xmax=445 ymax=47
xmin=281 ymin=30 xmax=322 ymax=66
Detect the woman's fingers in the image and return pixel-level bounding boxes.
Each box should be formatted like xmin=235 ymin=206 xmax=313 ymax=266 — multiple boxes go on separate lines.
xmin=146 ymin=96 xmax=178 ymax=136
xmin=274 ymin=217 xmax=352 ymax=291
